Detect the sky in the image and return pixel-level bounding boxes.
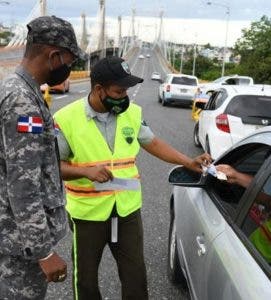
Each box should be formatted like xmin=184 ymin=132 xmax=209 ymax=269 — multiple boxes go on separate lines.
xmin=0 ymin=0 xmax=270 ymax=46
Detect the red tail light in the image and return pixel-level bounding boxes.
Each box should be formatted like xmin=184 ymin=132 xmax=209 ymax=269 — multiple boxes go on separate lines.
xmin=215 ymin=114 xmax=230 ymax=133
xmin=166 ymin=84 xmax=171 ymax=92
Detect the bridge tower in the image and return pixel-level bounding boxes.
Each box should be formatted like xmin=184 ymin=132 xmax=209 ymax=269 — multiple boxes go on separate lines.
xmin=80 ymin=13 xmax=88 ymax=51
xmin=118 ymin=15 xmax=122 ymax=56
xmin=39 ymin=0 xmax=47 ymax=16
xmin=97 ymin=0 xmax=106 ymax=59
xmin=131 ymin=8 xmax=136 ymax=45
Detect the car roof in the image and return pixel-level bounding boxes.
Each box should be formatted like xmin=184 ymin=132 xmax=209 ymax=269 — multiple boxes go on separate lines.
xmin=217 ymin=85 xmax=271 ymax=96
xmin=167 ymin=73 xmax=198 ymax=79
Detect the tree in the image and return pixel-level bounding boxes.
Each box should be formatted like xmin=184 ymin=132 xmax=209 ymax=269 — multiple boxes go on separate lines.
xmin=234 ymin=15 xmax=271 ymax=83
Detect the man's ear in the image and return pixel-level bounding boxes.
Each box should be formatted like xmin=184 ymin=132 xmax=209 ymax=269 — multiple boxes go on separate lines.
xmin=93 ymin=84 xmax=104 ymax=95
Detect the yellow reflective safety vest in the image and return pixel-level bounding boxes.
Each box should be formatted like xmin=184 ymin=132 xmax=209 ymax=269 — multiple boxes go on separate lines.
xmin=250 ymin=220 xmax=271 ymax=263
xmin=54 ymin=98 xmax=142 ymax=221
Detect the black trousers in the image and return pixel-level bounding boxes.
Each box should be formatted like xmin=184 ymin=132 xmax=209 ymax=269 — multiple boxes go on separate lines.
xmin=70 ymin=209 xmax=148 ymax=300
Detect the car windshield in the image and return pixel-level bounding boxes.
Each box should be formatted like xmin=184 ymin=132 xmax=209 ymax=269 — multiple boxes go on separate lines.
xmin=213 ymin=77 xmax=227 ymax=83
xmin=171 ymin=77 xmax=197 ymax=86
xmin=225 ymin=95 xmax=271 ymax=125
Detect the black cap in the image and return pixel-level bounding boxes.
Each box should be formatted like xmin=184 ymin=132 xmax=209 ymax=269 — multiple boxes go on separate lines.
xmin=91 ymin=57 xmax=143 ymax=87
xmin=27 ymin=16 xmax=87 ymax=60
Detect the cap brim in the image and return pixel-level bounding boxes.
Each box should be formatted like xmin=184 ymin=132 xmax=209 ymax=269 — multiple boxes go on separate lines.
xmin=115 ymin=74 xmax=144 ymax=87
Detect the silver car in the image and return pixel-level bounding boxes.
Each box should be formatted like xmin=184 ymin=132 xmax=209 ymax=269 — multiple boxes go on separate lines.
xmin=168 ymin=127 xmax=271 ymax=299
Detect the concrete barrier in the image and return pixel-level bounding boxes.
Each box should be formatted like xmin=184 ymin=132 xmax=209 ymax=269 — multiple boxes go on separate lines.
xmin=69 ymin=70 xmax=90 ymax=80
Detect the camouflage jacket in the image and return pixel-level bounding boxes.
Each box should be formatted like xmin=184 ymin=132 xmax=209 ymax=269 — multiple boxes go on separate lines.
xmin=0 ymin=66 xmax=67 ymax=260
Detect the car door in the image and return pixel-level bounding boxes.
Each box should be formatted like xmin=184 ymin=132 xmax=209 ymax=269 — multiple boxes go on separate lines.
xmin=200 ymin=143 xmax=271 ymax=299
xmin=198 ymin=90 xmax=224 ymax=149
xmin=174 ymin=184 xmax=225 ymax=300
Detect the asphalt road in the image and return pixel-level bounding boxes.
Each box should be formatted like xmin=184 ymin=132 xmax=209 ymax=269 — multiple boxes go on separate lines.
xmin=46 ymin=49 xmax=201 ymax=300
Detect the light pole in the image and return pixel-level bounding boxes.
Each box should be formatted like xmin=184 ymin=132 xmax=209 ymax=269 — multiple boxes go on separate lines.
xmin=192 ymin=33 xmax=198 ymax=76
xmin=207 ymin=1 xmax=230 ymax=77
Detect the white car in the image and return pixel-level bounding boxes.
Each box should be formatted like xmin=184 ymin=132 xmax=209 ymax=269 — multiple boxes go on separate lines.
xmin=138 ymin=54 xmax=145 ymax=59
xmin=146 ymin=54 xmax=151 ymax=58
xmin=151 ymin=72 xmax=161 ymax=81
xmin=158 ymin=73 xmax=198 ymax=107
xmin=194 ymin=85 xmax=271 ymax=159
xmin=199 ymin=75 xmax=254 ymax=94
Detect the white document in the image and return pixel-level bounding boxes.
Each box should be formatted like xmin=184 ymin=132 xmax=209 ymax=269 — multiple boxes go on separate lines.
xmin=93 ymin=177 xmax=140 ymax=191
xmin=202 ymin=164 xmax=227 ymax=181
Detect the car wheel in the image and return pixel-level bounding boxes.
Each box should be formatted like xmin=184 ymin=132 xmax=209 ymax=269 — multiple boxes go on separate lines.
xmin=162 ymin=94 xmax=167 ymax=106
xmin=158 ymin=93 xmax=162 ymax=103
xmin=168 ymin=212 xmax=187 ymax=287
xmin=193 ymin=122 xmax=201 ymax=147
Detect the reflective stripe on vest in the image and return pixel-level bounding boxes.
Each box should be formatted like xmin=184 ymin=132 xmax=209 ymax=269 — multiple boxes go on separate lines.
xmin=54 ymin=99 xmax=142 ymax=221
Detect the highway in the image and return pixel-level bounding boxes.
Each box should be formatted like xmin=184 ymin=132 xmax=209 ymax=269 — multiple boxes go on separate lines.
xmin=46 ymin=48 xmax=201 ymax=300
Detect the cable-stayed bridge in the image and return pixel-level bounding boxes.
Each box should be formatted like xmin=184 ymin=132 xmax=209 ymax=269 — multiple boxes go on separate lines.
xmin=0 ymin=0 xmax=172 ymax=78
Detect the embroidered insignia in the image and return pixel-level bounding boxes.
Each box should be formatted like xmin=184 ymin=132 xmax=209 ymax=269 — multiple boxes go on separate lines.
xmin=17 ymin=116 xmax=43 ymax=133
xmin=121 ymin=61 xmax=131 ymax=74
xmin=122 ymin=127 xmax=135 ymax=144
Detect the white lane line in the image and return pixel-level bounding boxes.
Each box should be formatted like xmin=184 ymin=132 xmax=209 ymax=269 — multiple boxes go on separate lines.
xmin=79 ymin=89 xmax=87 ymax=93
xmin=55 ymin=95 xmax=68 ymax=99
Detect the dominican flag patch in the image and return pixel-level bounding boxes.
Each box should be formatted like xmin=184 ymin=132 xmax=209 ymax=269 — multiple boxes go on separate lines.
xmin=17 ymin=116 xmax=44 ymax=133
xmin=54 ymin=122 xmax=60 ymax=136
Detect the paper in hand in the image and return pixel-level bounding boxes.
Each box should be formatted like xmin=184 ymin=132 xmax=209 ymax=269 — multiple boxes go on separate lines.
xmin=202 ymin=164 xmax=227 ymax=181
xmin=94 ymin=177 xmax=140 ymax=191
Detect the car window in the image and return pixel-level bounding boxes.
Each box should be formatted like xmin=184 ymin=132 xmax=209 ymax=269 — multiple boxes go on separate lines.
xmin=171 ymin=76 xmax=197 ymax=86
xmin=237 ymin=78 xmax=251 ymax=85
xmin=225 ymin=95 xmax=271 ymax=125
xmin=213 ymin=77 xmax=226 ymax=83
xmin=241 ymin=174 xmax=271 ymax=266
xmin=205 ymin=90 xmax=227 ymax=110
xmin=207 ymin=144 xmax=271 ymax=215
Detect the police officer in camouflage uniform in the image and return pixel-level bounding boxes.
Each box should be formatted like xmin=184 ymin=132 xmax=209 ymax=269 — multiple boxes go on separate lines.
xmin=0 ymin=16 xmax=84 ymax=299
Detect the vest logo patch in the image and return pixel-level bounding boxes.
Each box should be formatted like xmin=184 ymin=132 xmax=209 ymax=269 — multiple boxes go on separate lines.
xmin=122 ymin=127 xmax=135 ymax=144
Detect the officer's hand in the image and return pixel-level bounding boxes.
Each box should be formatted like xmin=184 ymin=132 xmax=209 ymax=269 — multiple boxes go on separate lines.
xmin=187 ymin=153 xmax=212 ymax=173
xmin=85 ymin=165 xmax=113 ymax=182
xmin=38 ymin=252 xmax=67 ymax=283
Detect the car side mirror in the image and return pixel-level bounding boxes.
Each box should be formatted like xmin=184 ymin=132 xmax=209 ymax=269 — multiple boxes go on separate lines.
xmin=195 ymin=102 xmax=206 ymax=110
xmin=168 ymin=166 xmax=205 ymax=187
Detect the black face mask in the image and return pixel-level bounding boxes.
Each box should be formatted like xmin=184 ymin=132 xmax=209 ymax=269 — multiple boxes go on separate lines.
xmin=47 ymin=63 xmax=71 ymax=86
xmin=101 ymin=94 xmax=130 ymax=114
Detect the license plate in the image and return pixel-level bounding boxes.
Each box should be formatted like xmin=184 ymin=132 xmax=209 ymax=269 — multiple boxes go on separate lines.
xmin=180 ymin=89 xmax=187 ymax=93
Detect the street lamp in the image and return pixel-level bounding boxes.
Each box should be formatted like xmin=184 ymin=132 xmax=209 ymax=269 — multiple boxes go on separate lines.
xmin=207 ymin=1 xmax=230 ymax=77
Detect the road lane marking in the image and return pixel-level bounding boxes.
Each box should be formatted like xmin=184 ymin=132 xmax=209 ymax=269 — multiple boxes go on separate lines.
xmin=79 ymin=89 xmax=87 ymax=93
xmin=55 ymin=95 xmax=68 ymax=99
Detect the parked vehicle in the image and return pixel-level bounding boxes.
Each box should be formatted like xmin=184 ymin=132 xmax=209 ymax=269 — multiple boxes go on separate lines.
xmin=199 ymin=75 xmax=254 ymax=95
xmin=138 ymin=54 xmax=145 ymax=59
xmin=194 ymin=85 xmax=271 ymax=159
xmin=40 ymin=79 xmax=70 ymax=94
xmin=158 ymin=74 xmax=198 ymax=107
xmin=151 ymin=71 xmax=161 ymax=81
xmin=168 ymin=126 xmax=271 ymax=300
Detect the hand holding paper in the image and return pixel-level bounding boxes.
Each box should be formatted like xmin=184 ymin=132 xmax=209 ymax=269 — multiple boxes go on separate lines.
xmin=93 ymin=177 xmax=140 ymax=191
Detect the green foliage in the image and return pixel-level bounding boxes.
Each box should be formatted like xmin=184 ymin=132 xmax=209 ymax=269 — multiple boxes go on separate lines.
xmin=0 ymin=31 xmax=14 ymax=41
xmin=234 ymin=15 xmax=271 ymax=83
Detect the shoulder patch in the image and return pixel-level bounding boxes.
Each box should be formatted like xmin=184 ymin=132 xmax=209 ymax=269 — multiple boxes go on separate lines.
xmin=17 ymin=116 xmax=43 ymax=133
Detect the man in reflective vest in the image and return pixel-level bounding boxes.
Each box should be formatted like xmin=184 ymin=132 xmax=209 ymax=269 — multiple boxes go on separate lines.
xmin=54 ymin=57 xmax=212 ymax=300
